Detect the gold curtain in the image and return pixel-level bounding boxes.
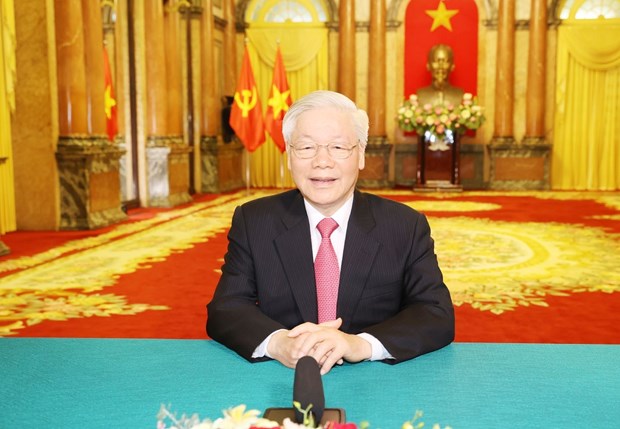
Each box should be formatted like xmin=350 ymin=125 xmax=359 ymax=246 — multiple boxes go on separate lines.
xmin=246 ymin=23 xmax=329 ymax=188
xmin=0 ymin=0 xmax=17 ymax=233
xmin=552 ymin=21 xmax=620 ymax=190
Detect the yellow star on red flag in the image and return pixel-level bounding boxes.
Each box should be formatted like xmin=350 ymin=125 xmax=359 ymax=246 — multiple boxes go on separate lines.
xmin=426 ymin=0 xmax=459 ymax=32
xmin=264 ymin=46 xmax=292 ymax=153
xmin=104 ymin=85 xmax=116 ymax=119
xmin=268 ymin=85 xmax=291 ymax=118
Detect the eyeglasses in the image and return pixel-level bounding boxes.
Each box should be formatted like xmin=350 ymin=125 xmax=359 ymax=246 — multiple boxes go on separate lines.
xmin=289 ymin=143 xmax=358 ymax=159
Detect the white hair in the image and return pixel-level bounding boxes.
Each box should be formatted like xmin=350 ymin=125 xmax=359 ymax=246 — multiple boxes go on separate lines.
xmin=282 ymin=90 xmax=369 ymax=149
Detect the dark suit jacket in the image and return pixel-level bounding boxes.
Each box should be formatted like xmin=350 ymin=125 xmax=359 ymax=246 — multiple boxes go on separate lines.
xmin=207 ymin=189 xmax=454 ymax=363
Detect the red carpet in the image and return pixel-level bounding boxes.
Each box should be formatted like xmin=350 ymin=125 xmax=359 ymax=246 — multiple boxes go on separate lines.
xmin=1 ymin=190 xmax=619 ymax=343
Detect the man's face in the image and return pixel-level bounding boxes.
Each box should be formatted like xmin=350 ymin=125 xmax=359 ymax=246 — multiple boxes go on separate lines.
xmin=287 ymin=107 xmax=365 ymax=217
xmin=428 ymin=48 xmax=454 ymax=85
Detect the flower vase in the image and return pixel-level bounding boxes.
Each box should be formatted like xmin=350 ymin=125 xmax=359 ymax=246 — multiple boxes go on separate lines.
xmin=425 ymin=130 xmax=454 ymax=152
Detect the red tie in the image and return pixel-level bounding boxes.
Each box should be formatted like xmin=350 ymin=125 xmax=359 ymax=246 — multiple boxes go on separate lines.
xmin=315 ymin=218 xmax=340 ymax=323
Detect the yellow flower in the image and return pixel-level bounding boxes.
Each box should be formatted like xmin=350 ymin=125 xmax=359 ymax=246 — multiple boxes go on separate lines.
xmin=222 ymin=405 xmax=261 ymax=425
xmin=402 ymin=422 xmax=414 ymax=429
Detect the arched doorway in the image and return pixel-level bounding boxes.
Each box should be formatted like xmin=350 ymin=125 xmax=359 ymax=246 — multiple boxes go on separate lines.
xmin=242 ymin=0 xmax=333 ymax=187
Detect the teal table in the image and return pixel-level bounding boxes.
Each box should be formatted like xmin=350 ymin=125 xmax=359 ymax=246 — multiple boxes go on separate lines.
xmin=1 ymin=339 xmax=618 ymax=428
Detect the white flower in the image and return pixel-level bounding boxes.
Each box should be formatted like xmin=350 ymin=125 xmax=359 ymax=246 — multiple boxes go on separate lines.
xmin=255 ymin=418 xmax=281 ymax=428
xmin=282 ymin=417 xmax=312 ymax=429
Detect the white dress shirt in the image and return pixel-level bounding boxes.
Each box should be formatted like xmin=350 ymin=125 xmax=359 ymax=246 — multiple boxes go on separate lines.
xmin=252 ymin=194 xmax=393 ymax=361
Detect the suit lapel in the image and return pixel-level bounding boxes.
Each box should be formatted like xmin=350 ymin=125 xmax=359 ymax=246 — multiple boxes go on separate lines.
xmin=274 ymin=192 xmax=319 ymax=323
xmin=338 ymin=191 xmax=380 ymax=331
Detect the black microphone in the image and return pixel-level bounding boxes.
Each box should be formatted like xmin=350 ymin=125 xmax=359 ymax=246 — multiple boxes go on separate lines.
xmin=262 ymin=356 xmax=344 ymax=426
xmin=293 ymin=356 xmax=325 ymax=425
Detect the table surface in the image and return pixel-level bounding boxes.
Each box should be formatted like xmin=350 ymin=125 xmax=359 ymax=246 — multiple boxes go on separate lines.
xmin=1 ymin=339 xmax=619 ymax=428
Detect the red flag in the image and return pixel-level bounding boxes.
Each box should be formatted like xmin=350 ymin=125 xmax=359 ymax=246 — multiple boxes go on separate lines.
xmin=404 ymin=0 xmax=479 ymax=97
xmin=103 ymin=46 xmax=118 ymax=142
xmin=264 ymin=47 xmax=292 ymax=153
xmin=230 ymin=46 xmax=265 ymax=152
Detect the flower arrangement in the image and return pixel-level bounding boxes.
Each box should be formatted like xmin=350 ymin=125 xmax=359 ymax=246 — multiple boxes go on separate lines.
xmin=156 ymin=404 xmax=452 ymax=429
xmin=396 ymin=93 xmax=485 ymax=140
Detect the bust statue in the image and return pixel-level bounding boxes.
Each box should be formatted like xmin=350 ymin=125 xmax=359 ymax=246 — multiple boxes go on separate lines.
xmin=417 ymin=44 xmax=464 ymax=107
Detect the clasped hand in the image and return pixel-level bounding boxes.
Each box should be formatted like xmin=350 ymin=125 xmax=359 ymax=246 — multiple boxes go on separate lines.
xmin=267 ymin=318 xmax=372 ymax=375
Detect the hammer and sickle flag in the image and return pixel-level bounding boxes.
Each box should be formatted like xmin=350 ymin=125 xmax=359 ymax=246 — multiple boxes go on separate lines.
xmin=103 ymin=46 xmax=118 ymax=142
xmin=230 ymin=45 xmax=265 ymax=152
xmin=264 ymin=46 xmax=292 ymax=153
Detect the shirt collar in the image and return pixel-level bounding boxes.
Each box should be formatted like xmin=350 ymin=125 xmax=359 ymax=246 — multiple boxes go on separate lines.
xmin=304 ymin=194 xmax=354 ymax=231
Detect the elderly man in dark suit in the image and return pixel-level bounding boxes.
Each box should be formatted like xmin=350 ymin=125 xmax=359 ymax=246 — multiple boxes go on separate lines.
xmin=207 ymin=90 xmax=454 ymax=375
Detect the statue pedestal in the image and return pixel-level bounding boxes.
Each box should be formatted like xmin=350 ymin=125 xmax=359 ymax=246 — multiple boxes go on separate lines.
xmin=414 ymin=132 xmax=462 ymax=192
xmin=488 ymin=137 xmax=551 ymax=190
xmin=0 ymin=240 xmax=9 ymax=256
xmin=56 ymin=136 xmax=127 ymax=230
xmin=146 ymin=136 xmax=193 ymax=207
xmin=357 ymin=138 xmax=393 ymax=189
xmin=395 ymin=141 xmax=484 ymax=189
xmin=200 ymin=138 xmax=245 ymax=193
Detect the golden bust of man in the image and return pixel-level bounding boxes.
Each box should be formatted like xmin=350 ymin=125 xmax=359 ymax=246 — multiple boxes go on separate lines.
xmin=417 ymin=44 xmax=464 ymax=107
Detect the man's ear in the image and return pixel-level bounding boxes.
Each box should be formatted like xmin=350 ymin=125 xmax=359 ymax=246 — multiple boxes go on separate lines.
xmin=358 ymin=149 xmax=365 ymax=170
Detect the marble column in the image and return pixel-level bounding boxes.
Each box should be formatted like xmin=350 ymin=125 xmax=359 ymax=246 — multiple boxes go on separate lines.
xmin=338 ymin=0 xmax=356 ymax=102
xmin=55 ymin=0 xmax=88 ymax=135
xmin=81 ymin=0 xmax=107 ymax=135
xmin=488 ymin=0 xmax=549 ymax=190
xmin=358 ymin=0 xmax=392 ymax=189
xmin=367 ymin=0 xmax=386 ymax=139
xmin=200 ymin=0 xmax=241 ymax=193
xmin=144 ymin=0 xmax=191 ymax=207
xmin=112 ymin=3 xmax=125 ymax=137
xmin=54 ymin=0 xmax=126 ymax=229
xmin=110 ymin=0 xmax=135 ymax=202
xmin=11 ymin=0 xmax=59 ymax=229
xmin=0 ymin=157 xmax=10 ymax=254
xmin=523 ymin=0 xmax=547 ymax=144
xmin=200 ymin=0 xmax=218 ymax=138
xmin=223 ymin=0 xmax=237 ymax=96
xmin=165 ymin=1 xmax=183 ymax=136
xmin=491 ymin=0 xmax=515 ymax=144
xmin=144 ymin=0 xmax=168 ymax=136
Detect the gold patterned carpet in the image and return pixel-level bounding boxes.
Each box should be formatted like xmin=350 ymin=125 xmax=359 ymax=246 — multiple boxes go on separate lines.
xmin=1 ymin=190 xmax=619 ymax=342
